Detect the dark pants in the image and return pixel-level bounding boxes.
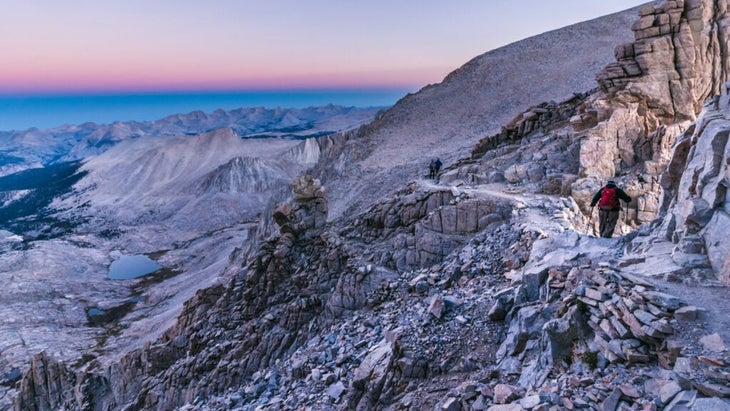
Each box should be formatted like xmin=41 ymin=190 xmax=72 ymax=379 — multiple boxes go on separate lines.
xmin=598 ymin=208 xmax=620 ymax=238
xmin=429 ymin=167 xmax=439 ymax=179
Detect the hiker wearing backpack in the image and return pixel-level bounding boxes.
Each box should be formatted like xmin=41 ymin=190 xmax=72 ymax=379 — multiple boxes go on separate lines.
xmin=590 ymin=180 xmax=632 ymax=238
xmin=434 ymin=158 xmax=442 ymax=177
xmin=428 ymin=158 xmax=442 ymax=180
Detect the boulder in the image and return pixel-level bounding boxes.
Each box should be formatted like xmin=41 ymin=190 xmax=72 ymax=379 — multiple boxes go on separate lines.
xmin=699 ymin=333 xmax=727 ymax=352
xmin=493 ymin=383 xmax=519 ymax=404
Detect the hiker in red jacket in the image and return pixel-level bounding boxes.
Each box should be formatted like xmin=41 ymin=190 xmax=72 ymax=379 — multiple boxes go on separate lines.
xmin=590 ymin=180 xmax=632 ymax=238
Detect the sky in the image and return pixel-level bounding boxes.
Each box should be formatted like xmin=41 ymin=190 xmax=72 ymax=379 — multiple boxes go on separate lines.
xmin=0 ymin=0 xmax=650 ymax=95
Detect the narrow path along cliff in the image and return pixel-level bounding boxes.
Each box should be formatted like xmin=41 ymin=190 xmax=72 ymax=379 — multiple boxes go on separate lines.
xmin=423 ymin=176 xmax=730 ymax=352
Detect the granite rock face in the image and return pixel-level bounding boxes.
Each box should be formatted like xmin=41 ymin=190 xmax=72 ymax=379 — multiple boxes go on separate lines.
xmin=574 ymin=0 xmax=730 ymax=227
xmin=659 ymin=93 xmax=730 ymax=282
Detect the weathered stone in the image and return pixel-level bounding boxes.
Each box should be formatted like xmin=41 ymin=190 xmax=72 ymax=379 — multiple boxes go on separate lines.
xmin=632 ymin=15 xmax=655 ymax=31
xmin=443 ymin=295 xmax=461 ymax=309
xmin=542 ymin=305 xmax=586 ymax=365
xmin=673 ymin=357 xmax=697 ymax=374
xmin=601 ymin=388 xmax=622 ymax=411
xmin=585 ymin=287 xmax=607 ymax=301
xmin=700 ymin=333 xmax=727 ymax=352
xmin=351 ymin=341 xmax=393 ymax=402
xmin=703 ymin=211 xmax=730 ymax=282
xmin=497 ymin=305 xmax=543 ymax=359
xmin=521 ymin=268 xmax=548 ymax=303
xmin=326 ymin=381 xmax=346 ymax=400
xmin=659 ymin=380 xmax=683 ymax=404
xmin=489 ymin=289 xmax=515 ymax=321
xmin=651 ymin=319 xmax=673 ymax=334
xmin=626 ymin=351 xmax=651 ymax=363
xmin=473 ymin=395 xmax=488 ymax=411
xmin=693 ymin=381 xmax=730 ymax=398
xmin=429 ymin=294 xmax=445 ymax=319
xmin=398 ymin=357 xmax=427 ymax=379
xmin=619 ymin=384 xmax=641 ymax=398
xmin=493 ymin=383 xmax=518 ymax=404
xmin=14 ymin=3 xmax=730 ymax=410
xmin=674 ymin=306 xmax=700 ymax=321
xmin=578 ymin=296 xmax=598 ymax=306
xmin=698 ymin=355 xmax=725 ymax=366
xmin=519 ymin=394 xmax=542 ymax=410
xmin=609 ymin=316 xmax=631 ymax=338
xmin=600 ymin=319 xmax=619 ymax=340
xmin=690 ymin=397 xmax=730 ymax=410
xmin=666 ymin=338 xmax=686 ymax=357
xmin=642 ymin=324 xmax=667 ymax=338
xmin=665 ymin=390 xmax=697 ymax=410
xmin=607 ymin=339 xmax=627 ymax=360
xmin=486 ymin=404 xmax=524 ymax=411
xmin=634 ymin=309 xmax=658 ymax=325
xmin=621 ymin=311 xmax=647 ymax=338
xmin=442 ymin=397 xmax=462 ymax=411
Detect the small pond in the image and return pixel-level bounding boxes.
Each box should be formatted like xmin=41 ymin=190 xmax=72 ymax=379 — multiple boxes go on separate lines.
xmin=108 ymin=254 xmax=162 ymax=280
xmin=87 ymin=308 xmax=106 ymax=317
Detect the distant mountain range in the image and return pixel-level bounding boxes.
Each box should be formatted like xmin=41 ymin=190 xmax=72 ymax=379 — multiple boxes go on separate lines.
xmin=0 ymin=105 xmax=381 ymax=177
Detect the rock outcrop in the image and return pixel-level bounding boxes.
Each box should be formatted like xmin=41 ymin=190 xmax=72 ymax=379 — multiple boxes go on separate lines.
xmin=344 ymin=183 xmax=513 ymax=271
xmin=658 ymin=91 xmax=730 ymax=282
xmin=573 ymin=0 xmax=730 ymax=226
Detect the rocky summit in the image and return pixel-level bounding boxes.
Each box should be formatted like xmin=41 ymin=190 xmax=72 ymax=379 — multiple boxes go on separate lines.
xmin=5 ymin=0 xmax=730 ymax=410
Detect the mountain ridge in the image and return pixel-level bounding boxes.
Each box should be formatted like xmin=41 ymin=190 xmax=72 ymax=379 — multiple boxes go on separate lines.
xmin=0 ymin=105 xmax=380 ymax=178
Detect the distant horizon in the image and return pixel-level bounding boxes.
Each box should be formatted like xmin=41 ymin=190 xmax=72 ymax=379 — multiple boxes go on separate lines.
xmin=0 ymin=85 xmax=416 ymax=98
xmin=0 ymin=88 xmax=413 ymax=131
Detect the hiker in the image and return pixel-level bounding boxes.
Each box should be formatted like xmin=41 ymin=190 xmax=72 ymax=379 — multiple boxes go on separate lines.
xmin=590 ymin=180 xmax=632 ymax=238
xmin=428 ymin=158 xmax=442 ymax=180
xmin=433 ymin=158 xmax=442 ymax=178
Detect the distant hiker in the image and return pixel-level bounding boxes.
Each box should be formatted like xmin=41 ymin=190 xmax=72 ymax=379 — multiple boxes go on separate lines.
xmin=428 ymin=160 xmax=436 ymax=179
xmin=428 ymin=158 xmax=442 ymax=180
xmin=590 ymin=180 xmax=632 ymax=238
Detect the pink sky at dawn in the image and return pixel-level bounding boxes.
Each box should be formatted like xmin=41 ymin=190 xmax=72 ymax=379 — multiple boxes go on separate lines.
xmin=0 ymin=0 xmax=649 ymax=95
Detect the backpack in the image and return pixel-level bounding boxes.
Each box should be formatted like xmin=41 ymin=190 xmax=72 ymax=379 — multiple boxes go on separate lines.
xmin=598 ymin=186 xmax=619 ymax=209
